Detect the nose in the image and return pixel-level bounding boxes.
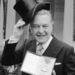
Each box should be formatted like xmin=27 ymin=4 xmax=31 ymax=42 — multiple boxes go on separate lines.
xmin=39 ymin=26 xmax=44 ymax=33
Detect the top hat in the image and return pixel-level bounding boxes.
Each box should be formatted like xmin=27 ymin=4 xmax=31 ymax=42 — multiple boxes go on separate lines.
xmin=14 ymin=0 xmax=54 ymax=24
xmin=31 ymin=1 xmax=55 ymax=22
xmin=14 ymin=0 xmax=36 ymax=24
xmin=32 ymin=2 xmax=51 ymax=18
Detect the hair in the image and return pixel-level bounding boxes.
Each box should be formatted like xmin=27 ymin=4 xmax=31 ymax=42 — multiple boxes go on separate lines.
xmin=15 ymin=24 xmax=34 ymax=51
xmin=30 ymin=9 xmax=53 ymax=27
xmin=15 ymin=25 xmax=29 ymax=51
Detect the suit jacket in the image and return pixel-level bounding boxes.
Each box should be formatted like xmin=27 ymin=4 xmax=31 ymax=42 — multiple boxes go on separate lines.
xmin=21 ymin=36 xmax=75 ymax=75
xmin=1 ymin=37 xmax=75 ymax=75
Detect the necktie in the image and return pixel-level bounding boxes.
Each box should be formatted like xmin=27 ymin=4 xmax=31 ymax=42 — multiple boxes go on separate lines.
xmin=36 ymin=43 xmax=43 ymax=55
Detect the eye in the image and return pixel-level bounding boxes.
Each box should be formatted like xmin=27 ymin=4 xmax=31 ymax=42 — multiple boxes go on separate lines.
xmin=18 ymin=25 xmax=25 ymax=29
xmin=43 ymin=25 xmax=48 ymax=28
xmin=18 ymin=27 xmax=21 ymax=29
xmin=32 ymin=24 xmax=40 ymax=28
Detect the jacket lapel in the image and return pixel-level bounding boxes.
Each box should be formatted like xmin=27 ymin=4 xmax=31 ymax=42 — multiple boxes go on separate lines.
xmin=27 ymin=37 xmax=63 ymax=58
xmin=28 ymin=40 xmax=36 ymax=53
xmin=43 ymin=37 xmax=63 ymax=58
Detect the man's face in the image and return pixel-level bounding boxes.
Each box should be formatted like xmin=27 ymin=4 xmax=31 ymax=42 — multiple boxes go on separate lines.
xmin=31 ymin=10 xmax=53 ymax=43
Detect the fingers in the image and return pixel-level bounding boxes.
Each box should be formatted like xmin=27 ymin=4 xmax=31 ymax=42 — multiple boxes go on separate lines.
xmin=3 ymin=65 xmax=18 ymax=73
xmin=14 ymin=19 xmax=25 ymax=28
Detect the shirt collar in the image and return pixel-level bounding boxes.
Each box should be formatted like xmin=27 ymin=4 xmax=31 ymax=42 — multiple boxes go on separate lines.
xmin=42 ymin=36 xmax=53 ymax=50
xmin=36 ymin=35 xmax=53 ymax=50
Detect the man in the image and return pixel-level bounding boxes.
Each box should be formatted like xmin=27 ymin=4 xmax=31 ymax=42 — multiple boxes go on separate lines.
xmin=1 ymin=2 xmax=75 ymax=75
xmin=24 ymin=3 xmax=75 ymax=75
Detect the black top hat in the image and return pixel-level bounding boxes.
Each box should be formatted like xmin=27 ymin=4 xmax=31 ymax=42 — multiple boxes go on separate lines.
xmin=32 ymin=3 xmax=51 ymax=19
xmin=14 ymin=0 xmax=36 ymax=24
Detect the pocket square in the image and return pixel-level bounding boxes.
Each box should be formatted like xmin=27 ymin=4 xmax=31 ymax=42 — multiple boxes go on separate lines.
xmin=55 ymin=62 xmax=62 ymax=66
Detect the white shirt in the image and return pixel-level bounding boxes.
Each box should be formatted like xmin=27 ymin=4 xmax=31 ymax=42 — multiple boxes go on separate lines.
xmin=36 ymin=36 xmax=53 ymax=55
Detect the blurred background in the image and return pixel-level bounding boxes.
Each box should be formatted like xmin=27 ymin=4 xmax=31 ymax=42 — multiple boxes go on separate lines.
xmin=0 ymin=0 xmax=75 ymax=56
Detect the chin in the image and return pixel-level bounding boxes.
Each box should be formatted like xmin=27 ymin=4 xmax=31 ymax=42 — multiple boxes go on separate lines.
xmin=36 ymin=39 xmax=47 ymax=43
xmin=35 ymin=36 xmax=48 ymax=43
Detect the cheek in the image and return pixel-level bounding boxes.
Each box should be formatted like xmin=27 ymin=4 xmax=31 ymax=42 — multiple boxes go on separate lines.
xmin=31 ymin=29 xmax=38 ymax=35
xmin=46 ymin=27 xmax=53 ymax=34
xmin=17 ymin=30 xmax=23 ymax=35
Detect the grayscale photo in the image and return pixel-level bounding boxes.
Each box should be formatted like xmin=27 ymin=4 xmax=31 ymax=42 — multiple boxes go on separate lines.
xmin=0 ymin=0 xmax=75 ymax=75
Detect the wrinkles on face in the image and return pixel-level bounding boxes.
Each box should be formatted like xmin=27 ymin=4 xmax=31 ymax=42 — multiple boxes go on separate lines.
xmin=31 ymin=10 xmax=53 ymax=43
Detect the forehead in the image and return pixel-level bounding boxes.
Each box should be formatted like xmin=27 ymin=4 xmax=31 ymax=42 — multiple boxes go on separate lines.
xmin=33 ymin=10 xmax=52 ymax=21
xmin=33 ymin=10 xmax=52 ymax=24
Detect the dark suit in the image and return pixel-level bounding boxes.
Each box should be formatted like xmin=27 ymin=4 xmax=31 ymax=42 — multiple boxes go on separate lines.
xmin=1 ymin=37 xmax=75 ymax=75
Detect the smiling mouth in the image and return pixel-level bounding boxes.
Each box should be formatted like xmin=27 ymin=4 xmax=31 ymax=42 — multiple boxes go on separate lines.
xmin=37 ymin=35 xmax=46 ymax=37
